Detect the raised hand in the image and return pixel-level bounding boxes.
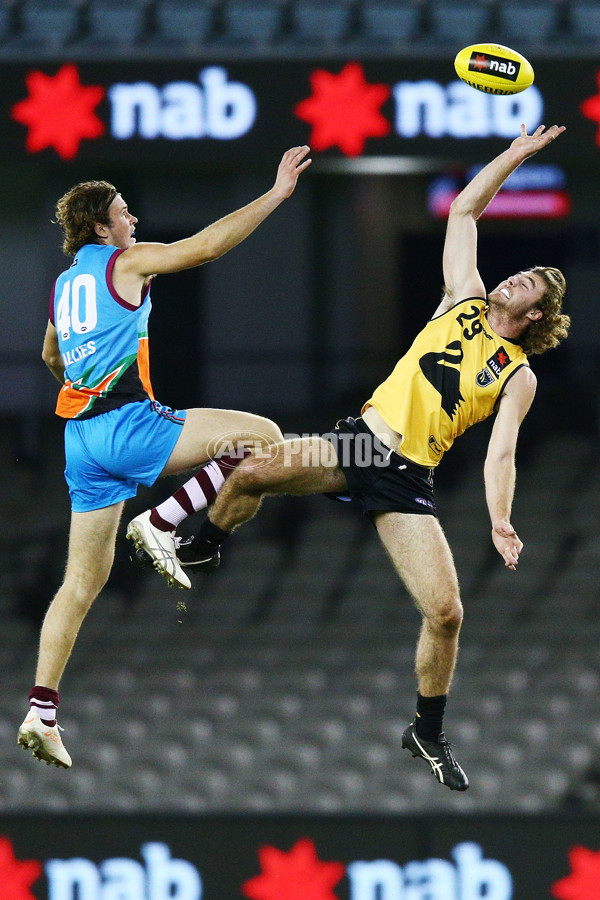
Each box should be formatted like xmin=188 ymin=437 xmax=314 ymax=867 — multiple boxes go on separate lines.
xmin=511 ymin=123 xmax=566 ymax=159
xmin=272 ymin=145 xmax=312 ymax=200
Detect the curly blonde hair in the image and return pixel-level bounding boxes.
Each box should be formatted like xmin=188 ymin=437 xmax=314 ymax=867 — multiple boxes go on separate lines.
xmin=54 ymin=181 xmax=118 ymax=256
xmin=519 ymin=266 xmax=570 ymax=356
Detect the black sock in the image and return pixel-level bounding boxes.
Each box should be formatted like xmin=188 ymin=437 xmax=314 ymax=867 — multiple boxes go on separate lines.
xmin=194 ymin=517 xmax=230 ymax=548
xmin=415 ymin=692 xmax=447 ymax=742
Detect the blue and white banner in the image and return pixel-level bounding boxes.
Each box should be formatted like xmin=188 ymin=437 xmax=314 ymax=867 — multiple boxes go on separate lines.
xmin=0 ymin=813 xmax=598 ymax=899
xmin=2 ymin=59 xmax=600 ymax=166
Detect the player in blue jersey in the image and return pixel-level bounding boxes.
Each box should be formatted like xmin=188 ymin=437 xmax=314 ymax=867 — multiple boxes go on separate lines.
xmin=18 ymin=146 xmax=312 ymax=768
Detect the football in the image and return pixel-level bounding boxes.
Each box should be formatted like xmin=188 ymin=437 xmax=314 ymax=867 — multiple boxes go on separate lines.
xmin=454 ymin=43 xmax=534 ymax=95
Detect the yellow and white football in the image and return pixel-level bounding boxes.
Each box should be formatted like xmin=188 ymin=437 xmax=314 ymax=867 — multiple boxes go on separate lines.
xmin=454 ymin=43 xmax=534 ymax=95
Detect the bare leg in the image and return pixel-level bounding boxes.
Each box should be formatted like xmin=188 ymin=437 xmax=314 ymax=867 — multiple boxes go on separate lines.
xmin=208 ymin=437 xmax=348 ymax=532
xmin=160 ymin=407 xmax=283 ymax=476
xmin=127 ymin=409 xmax=285 ymax=587
xmin=36 ymin=502 xmax=124 ymax=689
xmin=19 ymin=502 xmax=124 ymax=767
xmin=374 ymin=511 xmax=463 ymax=697
xmin=211 ymin=453 xmax=462 ymax=692
xmin=374 ymin=511 xmax=468 ymax=789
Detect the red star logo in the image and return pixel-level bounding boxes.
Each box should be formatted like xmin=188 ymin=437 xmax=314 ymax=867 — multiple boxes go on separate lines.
xmin=497 ymin=350 xmax=508 ymax=366
xmin=242 ymin=837 xmax=345 ymax=900
xmin=294 ymin=62 xmax=390 ymax=157
xmin=552 ymin=846 xmax=600 ymax=899
xmin=11 ymin=64 xmax=105 ymax=161
xmin=581 ymin=71 xmax=600 ymax=147
xmin=0 ymin=836 xmax=42 ymax=900
xmin=473 ymin=54 xmax=488 ymax=72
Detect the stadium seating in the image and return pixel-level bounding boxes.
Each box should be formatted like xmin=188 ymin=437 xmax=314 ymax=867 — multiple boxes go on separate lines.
xmin=150 ymin=0 xmax=215 ymax=49
xmin=497 ymin=0 xmax=561 ymax=44
xmin=288 ymin=0 xmax=354 ymax=45
xmin=219 ymin=0 xmax=285 ymax=46
xmin=0 ymin=4 xmax=13 ymax=45
xmin=16 ymin=0 xmax=81 ymax=49
xmin=0 ymin=0 xmax=595 ymax=57
xmin=80 ymin=0 xmax=148 ymax=48
xmin=569 ymin=0 xmax=600 ymax=40
xmin=427 ymin=0 xmax=492 ymax=43
xmin=355 ymin=0 xmax=421 ymax=47
xmin=3 ymin=431 xmax=600 ymax=813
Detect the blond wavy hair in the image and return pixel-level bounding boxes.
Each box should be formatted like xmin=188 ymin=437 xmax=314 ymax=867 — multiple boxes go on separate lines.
xmin=54 ymin=181 xmax=118 ymax=256
xmin=519 ymin=266 xmax=570 ymax=356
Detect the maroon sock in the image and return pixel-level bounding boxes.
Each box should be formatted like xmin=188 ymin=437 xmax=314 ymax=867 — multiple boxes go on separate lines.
xmin=29 ymin=686 xmax=59 ymax=727
xmin=150 ymin=451 xmax=250 ymax=531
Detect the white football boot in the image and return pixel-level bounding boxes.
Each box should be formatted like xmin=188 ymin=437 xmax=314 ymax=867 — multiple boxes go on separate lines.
xmin=126 ymin=510 xmax=191 ymax=589
xmin=18 ymin=708 xmax=72 ymax=769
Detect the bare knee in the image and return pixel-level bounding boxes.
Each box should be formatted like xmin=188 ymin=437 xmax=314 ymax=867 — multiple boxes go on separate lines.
xmin=230 ymin=454 xmax=274 ymax=496
xmin=61 ymin=566 xmax=110 ymax=614
xmin=424 ymin=595 xmax=463 ymax=635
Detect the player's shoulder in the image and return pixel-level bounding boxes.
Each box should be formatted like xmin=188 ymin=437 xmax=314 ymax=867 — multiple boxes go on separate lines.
xmin=506 ymin=363 xmax=537 ymax=396
xmin=514 ymin=362 xmax=536 ymax=383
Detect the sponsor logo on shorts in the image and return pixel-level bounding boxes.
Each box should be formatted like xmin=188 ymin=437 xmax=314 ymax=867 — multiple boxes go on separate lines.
xmin=415 ymin=497 xmax=437 ymax=511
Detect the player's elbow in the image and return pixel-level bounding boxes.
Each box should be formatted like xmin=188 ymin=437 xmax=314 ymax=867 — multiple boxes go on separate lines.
xmin=170 ymin=240 xmax=224 ymax=271
xmin=484 ymin=448 xmax=516 ymax=477
xmin=448 ymin=195 xmax=477 ymax=219
xmin=200 ymin=248 xmax=224 ymax=265
xmin=42 ymin=347 xmax=61 ymax=369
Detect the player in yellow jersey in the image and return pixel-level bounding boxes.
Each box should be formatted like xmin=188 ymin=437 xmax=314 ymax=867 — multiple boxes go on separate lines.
xmin=152 ymin=125 xmax=570 ymax=791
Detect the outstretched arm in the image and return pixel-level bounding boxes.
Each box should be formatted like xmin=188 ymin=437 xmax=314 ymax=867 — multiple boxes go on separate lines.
xmin=116 ymin=145 xmax=312 ymax=279
xmin=484 ymin=366 xmax=537 ymax=569
xmin=434 ymin=124 xmax=566 ymax=318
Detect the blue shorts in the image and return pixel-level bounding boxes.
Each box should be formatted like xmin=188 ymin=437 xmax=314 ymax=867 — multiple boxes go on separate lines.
xmin=64 ymin=400 xmax=186 ymax=512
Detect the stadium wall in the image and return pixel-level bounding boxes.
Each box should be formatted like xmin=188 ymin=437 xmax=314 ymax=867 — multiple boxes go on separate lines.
xmin=1 ymin=812 xmax=598 ymax=898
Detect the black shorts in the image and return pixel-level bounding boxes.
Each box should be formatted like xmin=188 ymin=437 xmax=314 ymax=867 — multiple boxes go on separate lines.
xmin=324 ymin=416 xmax=437 ymax=518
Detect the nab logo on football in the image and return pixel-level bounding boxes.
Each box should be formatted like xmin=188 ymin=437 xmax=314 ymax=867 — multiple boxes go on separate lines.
xmin=454 ymin=43 xmax=534 ymax=95
xmin=469 ymin=52 xmax=520 ymax=82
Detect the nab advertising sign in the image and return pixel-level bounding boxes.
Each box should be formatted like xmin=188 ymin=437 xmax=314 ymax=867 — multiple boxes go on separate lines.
xmin=1 ymin=813 xmax=600 ymax=899
xmin=2 ymin=59 xmax=600 ymax=167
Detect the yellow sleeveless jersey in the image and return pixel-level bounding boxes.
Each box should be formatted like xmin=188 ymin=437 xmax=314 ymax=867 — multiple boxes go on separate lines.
xmin=363 ymin=298 xmax=529 ymax=467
